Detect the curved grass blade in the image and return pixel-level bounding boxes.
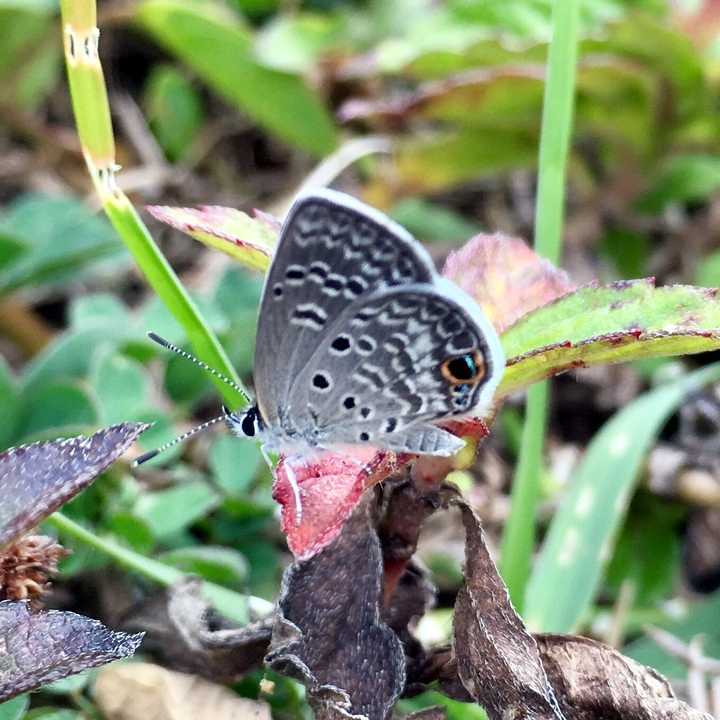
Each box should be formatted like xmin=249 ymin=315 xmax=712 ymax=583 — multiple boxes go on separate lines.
xmin=59 ymin=1 xmax=246 ymax=410
xmin=524 ymin=361 xmax=720 ymax=633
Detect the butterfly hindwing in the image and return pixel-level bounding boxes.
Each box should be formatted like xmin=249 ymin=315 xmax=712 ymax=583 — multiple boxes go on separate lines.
xmin=282 ymin=281 xmax=503 ymax=454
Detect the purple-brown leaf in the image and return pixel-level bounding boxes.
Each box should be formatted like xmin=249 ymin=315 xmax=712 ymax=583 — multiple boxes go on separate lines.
xmin=266 ymin=498 xmax=405 ymax=720
xmin=0 ymin=423 xmax=150 ymax=549
xmin=0 ymin=600 xmax=143 ymax=702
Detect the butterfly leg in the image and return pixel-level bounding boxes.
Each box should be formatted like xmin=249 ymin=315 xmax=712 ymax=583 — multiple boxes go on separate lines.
xmin=260 ymin=444 xmax=274 ymax=472
xmin=283 ymin=458 xmax=303 ymax=526
xmin=260 ymin=444 xmax=304 ymax=525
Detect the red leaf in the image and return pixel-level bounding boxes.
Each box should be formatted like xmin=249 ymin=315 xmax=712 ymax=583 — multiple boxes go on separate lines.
xmin=273 ymin=448 xmax=409 ymax=559
xmin=443 ymin=234 xmax=574 ymax=333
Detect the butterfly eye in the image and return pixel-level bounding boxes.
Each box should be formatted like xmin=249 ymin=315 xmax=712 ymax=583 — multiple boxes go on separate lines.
xmin=440 ymin=351 xmax=485 ymax=385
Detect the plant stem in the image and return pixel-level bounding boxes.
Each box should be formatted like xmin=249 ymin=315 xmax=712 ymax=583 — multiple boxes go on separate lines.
xmin=500 ymin=1 xmax=581 ymax=609
xmin=47 ymin=512 xmax=274 ymax=623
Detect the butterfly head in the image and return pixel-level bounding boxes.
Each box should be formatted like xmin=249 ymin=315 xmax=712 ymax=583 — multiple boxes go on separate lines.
xmin=224 ymin=403 xmax=265 ymax=439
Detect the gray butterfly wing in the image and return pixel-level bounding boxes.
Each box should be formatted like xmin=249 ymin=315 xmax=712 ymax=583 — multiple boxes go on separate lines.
xmin=283 ymin=279 xmax=504 ymax=454
xmin=253 ymin=189 xmax=436 ymax=425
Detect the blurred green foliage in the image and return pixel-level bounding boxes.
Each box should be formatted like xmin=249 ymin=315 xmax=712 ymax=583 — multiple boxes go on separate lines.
xmin=2 ymin=0 xmax=720 ymax=717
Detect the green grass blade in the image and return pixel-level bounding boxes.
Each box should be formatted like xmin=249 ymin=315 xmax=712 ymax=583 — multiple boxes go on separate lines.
xmin=523 ymin=361 xmax=720 ymax=633
xmin=500 ymin=1 xmax=581 ymax=607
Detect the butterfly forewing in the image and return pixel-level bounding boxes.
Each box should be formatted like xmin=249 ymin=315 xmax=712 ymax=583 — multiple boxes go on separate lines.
xmin=254 ymin=190 xmax=436 ymax=425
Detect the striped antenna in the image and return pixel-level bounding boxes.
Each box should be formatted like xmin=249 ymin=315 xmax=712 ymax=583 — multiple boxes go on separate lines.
xmin=146 ymin=332 xmax=250 ymax=402
xmin=133 ymin=415 xmax=226 ymax=466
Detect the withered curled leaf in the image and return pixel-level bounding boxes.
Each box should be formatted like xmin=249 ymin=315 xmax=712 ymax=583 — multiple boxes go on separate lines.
xmin=452 ymin=502 xmax=565 ymax=720
xmin=537 ymin=634 xmax=715 ymax=720
xmin=123 ymin=578 xmax=272 ymax=682
xmin=266 ymin=499 xmax=405 ymax=720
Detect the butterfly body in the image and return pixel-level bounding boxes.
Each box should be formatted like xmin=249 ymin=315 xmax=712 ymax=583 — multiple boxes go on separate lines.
xmin=225 ymin=189 xmax=505 ymax=458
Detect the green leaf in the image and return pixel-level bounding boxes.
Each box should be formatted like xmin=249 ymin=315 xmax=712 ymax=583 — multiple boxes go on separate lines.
xmin=16 ymin=381 xmax=98 ymax=440
xmin=131 ymin=409 xmax=182 ymax=467
xmin=41 ymin=673 xmax=90 ymax=695
xmin=398 ymin=690 xmax=488 ymax=720
xmin=396 ymin=128 xmax=537 ymax=191
xmin=134 ymin=480 xmax=220 ymax=539
xmin=605 ymin=496 xmax=681 ymax=608
xmin=140 ymin=294 xmax=227 ymax=348
xmin=389 ymin=198 xmax=481 ymax=244
xmin=25 ymin=710 xmax=82 ymax=720
xmin=695 ymin=249 xmax=720 ymax=289
xmin=624 ymin=590 xmax=720 ymax=679
xmin=90 ymin=352 xmax=149 ymax=426
xmin=164 ymin=353 xmax=213 ymax=407
xmin=255 ymin=12 xmax=346 ymax=74
xmin=0 ymin=194 xmax=126 ymax=294
xmin=0 ymin=233 xmax=27 ymax=271
xmin=0 ymin=695 xmax=29 ymax=720
xmin=107 ymin=512 xmax=155 ymax=554
xmin=0 ymin=356 xmax=19 ymax=449
xmin=524 ymin=361 xmax=720 ymax=633
xmin=499 ymin=280 xmax=720 ymax=398
xmin=69 ymin=293 xmax=131 ymax=332
xmin=135 ymin=0 xmax=337 ymax=156
xmin=208 ymin=435 xmax=261 ymax=497
xmin=143 ymin=64 xmax=204 ymax=162
xmin=638 ymin=155 xmax=720 ymax=213
xmin=47 ymin=512 xmax=271 ymax=625
xmin=584 ymin=15 xmax=707 ymax=123
xmin=0 ymin=4 xmax=60 ymax=110
xmin=159 ymin=545 xmax=248 ymax=587
xmin=21 ymin=328 xmax=123 ymax=393
xmin=598 ymin=228 xmax=650 ymax=280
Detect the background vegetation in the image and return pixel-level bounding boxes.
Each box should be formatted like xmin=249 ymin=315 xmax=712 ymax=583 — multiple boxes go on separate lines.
xmin=1 ymin=0 xmax=720 ymax=718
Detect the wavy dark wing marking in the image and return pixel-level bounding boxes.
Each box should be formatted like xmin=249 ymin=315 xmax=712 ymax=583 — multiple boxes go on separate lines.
xmin=253 ymin=190 xmax=436 ymax=425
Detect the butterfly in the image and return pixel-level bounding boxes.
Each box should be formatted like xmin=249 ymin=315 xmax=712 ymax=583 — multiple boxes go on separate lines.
xmin=138 ymin=190 xmax=504 ymax=512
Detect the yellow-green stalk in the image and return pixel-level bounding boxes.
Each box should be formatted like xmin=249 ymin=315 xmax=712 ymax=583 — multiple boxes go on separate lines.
xmin=60 ymin=0 xmax=246 ymax=409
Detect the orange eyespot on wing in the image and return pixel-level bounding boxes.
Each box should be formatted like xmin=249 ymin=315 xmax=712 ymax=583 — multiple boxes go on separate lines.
xmin=440 ymin=351 xmax=486 ymax=385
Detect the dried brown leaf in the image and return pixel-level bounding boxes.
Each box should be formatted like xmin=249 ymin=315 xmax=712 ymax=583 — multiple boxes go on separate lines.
xmin=94 ymin=661 xmax=270 ymax=720
xmin=122 ymin=578 xmax=271 ymax=683
xmin=452 ymin=502 xmax=564 ymax=720
xmin=537 ymin=634 xmax=715 ymax=720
